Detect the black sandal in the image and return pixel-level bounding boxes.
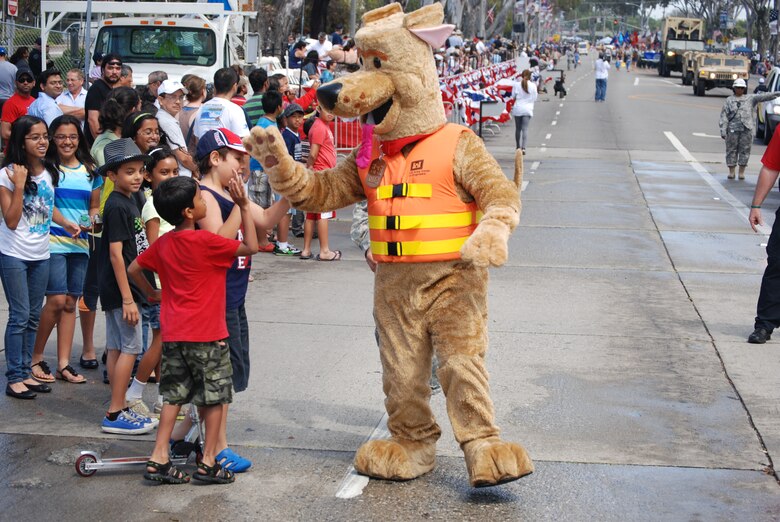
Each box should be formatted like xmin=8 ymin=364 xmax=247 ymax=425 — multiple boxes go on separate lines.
xmin=192 ymin=461 xmax=235 ymax=484
xmin=57 ymin=364 xmax=86 ymax=384
xmin=143 ymin=460 xmax=190 ymax=484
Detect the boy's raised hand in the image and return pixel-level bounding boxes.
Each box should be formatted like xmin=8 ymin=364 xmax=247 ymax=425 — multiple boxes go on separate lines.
xmin=228 ymin=170 xmax=249 ymax=209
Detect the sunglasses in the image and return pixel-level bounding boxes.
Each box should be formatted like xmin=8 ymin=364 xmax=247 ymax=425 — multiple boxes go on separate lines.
xmin=17 ymin=77 xmax=34 ymax=83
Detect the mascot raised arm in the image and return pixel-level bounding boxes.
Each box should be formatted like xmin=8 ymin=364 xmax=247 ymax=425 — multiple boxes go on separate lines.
xmin=244 ymin=1 xmax=532 ymax=488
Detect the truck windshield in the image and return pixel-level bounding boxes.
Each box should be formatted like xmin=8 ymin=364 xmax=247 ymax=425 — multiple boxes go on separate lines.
xmin=703 ymin=57 xmax=722 ymax=66
xmin=95 ymin=26 xmax=217 ymax=66
xmin=668 ymin=39 xmax=705 ymax=51
xmin=725 ymin=59 xmax=745 ymax=67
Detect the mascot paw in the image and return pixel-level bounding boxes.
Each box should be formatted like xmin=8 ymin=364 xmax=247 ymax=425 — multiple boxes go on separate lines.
xmin=460 ymin=218 xmax=510 ymax=267
xmin=242 ymin=126 xmax=289 ymax=171
xmin=462 ymin=437 xmax=534 ymax=488
xmin=354 ymin=439 xmax=436 ymax=481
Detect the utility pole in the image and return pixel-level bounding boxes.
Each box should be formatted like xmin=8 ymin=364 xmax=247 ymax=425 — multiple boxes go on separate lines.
xmin=350 ymin=0 xmax=356 ymax=39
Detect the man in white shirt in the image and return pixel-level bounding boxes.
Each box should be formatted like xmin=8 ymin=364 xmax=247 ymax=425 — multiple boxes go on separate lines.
xmin=193 ymin=67 xmax=249 ymax=139
xmin=594 ymin=54 xmax=610 ymax=102
xmin=193 ymin=67 xmax=250 ymax=172
xmin=157 ymin=80 xmax=197 ymax=177
xmin=55 ymin=68 xmax=87 ymax=126
xmin=307 ymin=32 xmax=333 ymax=62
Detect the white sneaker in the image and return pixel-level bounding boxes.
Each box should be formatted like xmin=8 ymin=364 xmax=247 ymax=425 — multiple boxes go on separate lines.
xmin=127 ymin=400 xmax=159 ymax=428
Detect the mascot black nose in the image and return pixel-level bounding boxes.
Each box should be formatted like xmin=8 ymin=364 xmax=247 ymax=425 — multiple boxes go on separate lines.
xmin=317 ymin=82 xmax=342 ymax=111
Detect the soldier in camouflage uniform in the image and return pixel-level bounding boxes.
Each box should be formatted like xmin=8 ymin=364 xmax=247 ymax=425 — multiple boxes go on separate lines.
xmin=719 ymin=78 xmax=780 ymax=179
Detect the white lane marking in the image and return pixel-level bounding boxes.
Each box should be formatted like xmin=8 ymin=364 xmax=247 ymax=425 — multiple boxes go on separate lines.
xmin=335 ymin=413 xmax=390 ymax=499
xmin=559 ymin=103 xmax=564 ymax=107
xmin=555 ymin=111 xmax=560 ymax=116
xmin=692 ymin=132 xmax=721 ymax=139
xmin=664 ymin=131 xmax=770 ymax=236
xmin=540 ymin=147 xmax=547 ymax=153
xmin=634 ymin=77 xmax=639 ymax=86
xmin=531 ymin=161 xmax=540 ymax=170
xmin=659 ymin=79 xmax=682 ymax=88
xmin=551 ymin=120 xmax=557 ymax=126
xmin=522 ymin=180 xmax=529 ymax=191
xmin=545 ymin=134 xmax=551 ymax=140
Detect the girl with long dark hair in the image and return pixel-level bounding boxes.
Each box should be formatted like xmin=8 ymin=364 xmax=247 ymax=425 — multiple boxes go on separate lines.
xmin=0 ymin=115 xmax=58 ymax=399
xmin=30 ymin=115 xmax=102 ymax=384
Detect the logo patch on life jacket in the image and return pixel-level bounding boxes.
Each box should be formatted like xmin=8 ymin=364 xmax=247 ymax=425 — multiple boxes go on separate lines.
xmin=410 ymin=160 xmax=424 ymax=171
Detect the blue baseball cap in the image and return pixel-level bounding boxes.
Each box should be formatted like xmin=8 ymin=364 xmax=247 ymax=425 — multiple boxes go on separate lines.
xmin=0 ymin=47 xmax=7 ymax=56
xmin=196 ymin=128 xmax=247 ymax=161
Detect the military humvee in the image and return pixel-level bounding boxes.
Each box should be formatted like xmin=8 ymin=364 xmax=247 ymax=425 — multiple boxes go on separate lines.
xmin=689 ymin=53 xmax=749 ymax=96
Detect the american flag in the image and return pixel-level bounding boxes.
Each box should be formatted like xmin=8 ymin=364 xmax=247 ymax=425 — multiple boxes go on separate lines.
xmin=487 ymin=6 xmax=495 ymax=24
xmin=771 ymin=9 xmax=778 ymax=35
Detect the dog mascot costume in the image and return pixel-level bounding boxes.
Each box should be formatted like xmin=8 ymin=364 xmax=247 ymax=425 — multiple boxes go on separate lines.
xmin=244 ymin=1 xmax=533 ymax=487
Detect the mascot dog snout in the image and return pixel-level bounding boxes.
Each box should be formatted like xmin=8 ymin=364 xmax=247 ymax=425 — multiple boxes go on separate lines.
xmin=316 ymin=81 xmax=341 ymax=111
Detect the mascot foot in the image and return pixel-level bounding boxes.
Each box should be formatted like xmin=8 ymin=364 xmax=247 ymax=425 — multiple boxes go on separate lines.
xmin=462 ymin=437 xmax=534 ymax=488
xmin=354 ymin=439 xmax=436 ymax=481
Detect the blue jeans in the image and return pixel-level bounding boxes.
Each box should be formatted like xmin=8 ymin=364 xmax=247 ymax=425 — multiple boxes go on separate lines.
xmin=595 ymin=79 xmax=607 ymax=101
xmin=0 ymin=253 xmax=50 ymax=384
xmin=226 ymin=304 xmax=250 ymax=393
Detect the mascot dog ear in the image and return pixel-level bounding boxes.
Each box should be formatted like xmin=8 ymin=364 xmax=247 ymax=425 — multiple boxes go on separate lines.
xmin=404 ymin=3 xmax=454 ymax=49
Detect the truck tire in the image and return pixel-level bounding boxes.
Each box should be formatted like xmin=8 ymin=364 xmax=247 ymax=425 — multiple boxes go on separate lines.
xmin=695 ymin=82 xmax=705 ymax=96
xmin=658 ymin=61 xmax=664 ymax=76
xmin=683 ymin=73 xmax=692 ymax=86
xmin=663 ymin=65 xmax=671 ymax=77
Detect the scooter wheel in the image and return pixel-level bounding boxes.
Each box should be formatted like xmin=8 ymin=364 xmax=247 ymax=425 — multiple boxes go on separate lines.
xmin=75 ymin=454 xmax=98 ymax=477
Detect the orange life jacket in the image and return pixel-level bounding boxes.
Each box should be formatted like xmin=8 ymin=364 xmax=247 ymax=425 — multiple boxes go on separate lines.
xmin=358 ymin=123 xmax=481 ymax=263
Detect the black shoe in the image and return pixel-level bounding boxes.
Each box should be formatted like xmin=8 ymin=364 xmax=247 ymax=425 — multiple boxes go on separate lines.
xmin=6 ymin=385 xmax=36 ymax=400
xmin=748 ymin=328 xmax=772 ymax=344
xmin=25 ymin=382 xmax=52 ymax=393
xmin=103 ymin=369 xmax=110 ymax=385
xmin=79 ymin=356 xmax=99 ymax=370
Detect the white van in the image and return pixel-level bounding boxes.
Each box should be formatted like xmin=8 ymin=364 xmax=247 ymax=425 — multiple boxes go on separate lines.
xmin=577 ymin=41 xmax=589 ymax=54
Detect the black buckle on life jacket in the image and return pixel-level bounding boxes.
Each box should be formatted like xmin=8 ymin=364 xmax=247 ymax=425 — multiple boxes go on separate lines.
xmin=391 ymin=184 xmax=407 ymax=198
xmin=386 ymin=216 xmax=399 ymax=230
xmin=387 ymin=242 xmax=401 ymax=256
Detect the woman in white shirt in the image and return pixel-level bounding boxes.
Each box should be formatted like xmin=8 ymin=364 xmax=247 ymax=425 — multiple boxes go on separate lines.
xmin=511 ymin=69 xmax=538 ymax=155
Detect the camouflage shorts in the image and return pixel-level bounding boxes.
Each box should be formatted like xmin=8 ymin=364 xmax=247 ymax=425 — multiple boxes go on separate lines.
xmin=160 ymin=341 xmax=233 ymax=407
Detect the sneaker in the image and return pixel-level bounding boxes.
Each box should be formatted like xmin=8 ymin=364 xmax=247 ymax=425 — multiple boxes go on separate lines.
xmin=101 ymin=411 xmax=155 ymax=435
xmin=274 ymin=244 xmax=302 ymax=256
xmin=748 ymin=328 xmax=772 ymax=344
xmin=127 ymin=400 xmax=160 ymax=428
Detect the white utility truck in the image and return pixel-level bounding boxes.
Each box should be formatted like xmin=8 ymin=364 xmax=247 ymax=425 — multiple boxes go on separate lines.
xmin=40 ymin=1 xmax=259 ymax=86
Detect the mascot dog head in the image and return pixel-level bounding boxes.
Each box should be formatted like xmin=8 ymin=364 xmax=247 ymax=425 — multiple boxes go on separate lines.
xmin=316 ymin=2 xmax=453 ymax=141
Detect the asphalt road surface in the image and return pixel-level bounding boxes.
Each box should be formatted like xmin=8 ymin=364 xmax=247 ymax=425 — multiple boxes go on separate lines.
xmin=2 ymin=55 xmax=780 ymax=520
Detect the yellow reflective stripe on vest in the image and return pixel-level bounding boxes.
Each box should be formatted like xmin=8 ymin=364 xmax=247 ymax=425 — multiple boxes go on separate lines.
xmin=368 ymin=211 xmax=479 ymax=231
xmin=371 ymin=236 xmax=469 ymax=257
xmin=376 ymin=183 xmax=433 ymax=200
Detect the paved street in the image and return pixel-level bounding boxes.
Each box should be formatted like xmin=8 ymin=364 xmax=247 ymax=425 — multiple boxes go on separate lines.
xmin=3 ymin=55 xmax=780 ymax=520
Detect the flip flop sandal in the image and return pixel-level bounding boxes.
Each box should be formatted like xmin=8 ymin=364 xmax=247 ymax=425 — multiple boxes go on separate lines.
xmin=57 ymin=364 xmax=86 ymax=384
xmin=31 ymin=361 xmax=55 ymax=383
xmin=144 ymin=460 xmax=190 ymax=484
xmin=192 ymin=461 xmax=235 ymax=484
xmin=216 ymin=448 xmax=252 ymax=473
xmin=315 ymin=250 xmax=342 ymax=261
xmin=300 ymin=253 xmax=313 ymax=260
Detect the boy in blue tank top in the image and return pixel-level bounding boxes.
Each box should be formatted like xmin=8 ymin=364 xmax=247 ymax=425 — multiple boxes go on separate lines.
xmin=195 ymin=128 xmax=291 ymax=472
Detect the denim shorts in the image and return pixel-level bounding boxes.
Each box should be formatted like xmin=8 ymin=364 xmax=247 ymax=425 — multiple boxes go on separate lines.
xmin=142 ymin=302 xmax=160 ymax=330
xmin=105 ymin=307 xmax=143 ymax=355
xmin=46 ymin=253 xmax=89 ymax=296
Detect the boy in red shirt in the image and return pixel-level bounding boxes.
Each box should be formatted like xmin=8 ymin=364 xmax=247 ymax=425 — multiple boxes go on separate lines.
xmin=128 ymin=174 xmax=258 ymax=484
